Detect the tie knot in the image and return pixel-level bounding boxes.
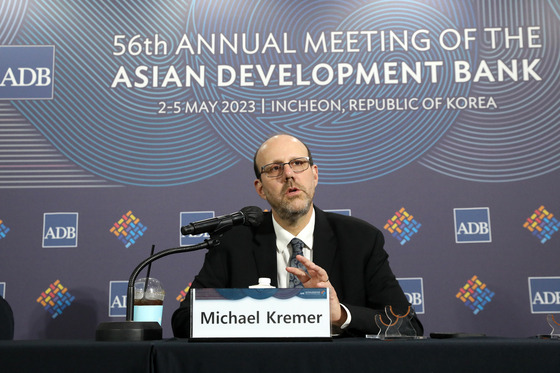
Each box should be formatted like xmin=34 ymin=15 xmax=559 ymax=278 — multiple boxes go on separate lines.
xmin=290 ymin=238 xmax=305 ymax=256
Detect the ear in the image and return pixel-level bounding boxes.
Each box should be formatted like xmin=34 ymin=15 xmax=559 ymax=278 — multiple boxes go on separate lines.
xmin=312 ymin=164 xmax=319 ymax=187
xmin=254 ymin=178 xmax=267 ymax=200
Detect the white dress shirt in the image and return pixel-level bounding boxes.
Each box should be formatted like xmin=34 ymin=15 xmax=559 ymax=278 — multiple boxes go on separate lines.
xmin=272 ymin=210 xmax=315 ymax=288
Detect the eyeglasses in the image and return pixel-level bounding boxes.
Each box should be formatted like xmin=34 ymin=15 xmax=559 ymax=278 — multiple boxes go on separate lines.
xmin=260 ymin=157 xmax=312 ymax=178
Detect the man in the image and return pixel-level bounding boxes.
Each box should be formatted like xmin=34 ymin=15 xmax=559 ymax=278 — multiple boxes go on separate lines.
xmin=172 ymin=134 xmax=422 ymax=337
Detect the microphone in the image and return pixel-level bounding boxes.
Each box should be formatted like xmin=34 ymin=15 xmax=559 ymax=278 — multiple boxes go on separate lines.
xmin=181 ymin=206 xmax=263 ymax=236
xmin=96 ymin=206 xmax=264 ymax=341
xmin=96 ymin=238 xmax=221 ymax=341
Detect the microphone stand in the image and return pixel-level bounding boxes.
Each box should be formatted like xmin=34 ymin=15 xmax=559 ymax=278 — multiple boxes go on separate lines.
xmin=96 ymin=238 xmax=220 ymax=341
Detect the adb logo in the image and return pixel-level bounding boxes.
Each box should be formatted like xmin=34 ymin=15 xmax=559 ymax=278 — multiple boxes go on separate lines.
xmin=109 ymin=281 xmax=128 ymax=317
xmin=529 ymin=277 xmax=560 ymax=313
xmin=180 ymin=211 xmax=215 ymax=246
xmin=43 ymin=213 xmax=79 ymax=248
xmin=454 ymin=207 xmax=491 ymax=243
xmin=397 ymin=278 xmax=424 ymax=314
xmin=0 ymin=45 xmax=55 ymax=100
xmin=325 ymin=209 xmax=351 ymax=216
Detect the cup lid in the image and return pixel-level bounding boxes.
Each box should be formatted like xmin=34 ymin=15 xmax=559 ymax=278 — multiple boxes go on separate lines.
xmin=134 ymin=277 xmax=165 ymax=300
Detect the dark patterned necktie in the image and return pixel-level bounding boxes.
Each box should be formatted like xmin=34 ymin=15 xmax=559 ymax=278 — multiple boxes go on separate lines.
xmin=289 ymin=238 xmax=307 ymax=288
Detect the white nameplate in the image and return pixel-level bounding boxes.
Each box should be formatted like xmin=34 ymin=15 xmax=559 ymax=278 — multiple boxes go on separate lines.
xmin=190 ymin=288 xmax=331 ymax=339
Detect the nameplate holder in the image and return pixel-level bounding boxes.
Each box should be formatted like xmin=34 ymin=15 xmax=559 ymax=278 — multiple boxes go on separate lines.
xmin=190 ymin=288 xmax=331 ymax=339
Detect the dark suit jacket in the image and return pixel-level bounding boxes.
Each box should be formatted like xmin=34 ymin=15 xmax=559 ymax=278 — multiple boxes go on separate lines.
xmin=0 ymin=296 xmax=14 ymax=340
xmin=172 ymin=207 xmax=423 ymax=337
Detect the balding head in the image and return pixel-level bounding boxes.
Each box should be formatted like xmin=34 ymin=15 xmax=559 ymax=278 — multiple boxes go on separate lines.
xmin=253 ymin=134 xmax=313 ymax=179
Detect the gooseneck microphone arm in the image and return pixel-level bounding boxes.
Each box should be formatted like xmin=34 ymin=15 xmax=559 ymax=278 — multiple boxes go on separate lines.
xmin=125 ymin=238 xmax=220 ymax=321
xmin=96 ymin=207 xmax=263 ymax=341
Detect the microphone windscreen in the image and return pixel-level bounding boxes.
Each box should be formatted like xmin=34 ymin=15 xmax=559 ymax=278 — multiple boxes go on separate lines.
xmin=241 ymin=206 xmax=264 ymax=227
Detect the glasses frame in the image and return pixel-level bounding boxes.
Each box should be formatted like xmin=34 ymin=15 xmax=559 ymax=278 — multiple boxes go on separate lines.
xmin=260 ymin=157 xmax=312 ymax=178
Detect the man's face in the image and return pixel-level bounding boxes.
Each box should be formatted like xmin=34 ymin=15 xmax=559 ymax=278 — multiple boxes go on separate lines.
xmin=254 ymin=135 xmax=318 ymax=222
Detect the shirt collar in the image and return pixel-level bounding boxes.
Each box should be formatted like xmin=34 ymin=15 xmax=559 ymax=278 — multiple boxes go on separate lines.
xmin=272 ymin=208 xmax=315 ymax=254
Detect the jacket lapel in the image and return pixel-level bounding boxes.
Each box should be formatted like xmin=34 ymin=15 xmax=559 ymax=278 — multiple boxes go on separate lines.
xmin=312 ymin=208 xmax=337 ymax=274
xmin=251 ymin=208 xmax=337 ymax=287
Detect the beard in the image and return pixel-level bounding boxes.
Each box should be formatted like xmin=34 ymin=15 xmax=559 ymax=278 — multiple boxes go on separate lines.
xmin=268 ymin=184 xmax=314 ymax=224
xmin=274 ymin=197 xmax=313 ymax=223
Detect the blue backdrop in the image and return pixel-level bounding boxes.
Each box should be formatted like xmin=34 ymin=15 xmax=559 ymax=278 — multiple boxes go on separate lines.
xmin=0 ymin=0 xmax=559 ymax=339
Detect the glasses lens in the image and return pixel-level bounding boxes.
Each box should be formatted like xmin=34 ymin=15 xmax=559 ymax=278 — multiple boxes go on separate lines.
xmin=261 ymin=158 xmax=310 ymax=178
xmin=290 ymin=158 xmax=309 ymax=172
xmin=262 ymin=163 xmax=283 ymax=177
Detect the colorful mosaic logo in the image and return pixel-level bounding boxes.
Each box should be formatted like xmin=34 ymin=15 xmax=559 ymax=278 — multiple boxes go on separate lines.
xmin=523 ymin=206 xmax=560 ymax=244
xmin=176 ymin=283 xmax=192 ymax=302
xmin=384 ymin=207 xmax=421 ymax=245
xmin=36 ymin=280 xmax=75 ymax=319
xmin=456 ymin=275 xmax=495 ymax=314
xmin=110 ymin=211 xmax=147 ymax=248
xmin=0 ymin=219 xmax=10 ymax=240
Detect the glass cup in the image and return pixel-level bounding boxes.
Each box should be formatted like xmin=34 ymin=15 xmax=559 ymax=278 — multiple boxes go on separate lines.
xmin=134 ymin=277 xmax=165 ymax=325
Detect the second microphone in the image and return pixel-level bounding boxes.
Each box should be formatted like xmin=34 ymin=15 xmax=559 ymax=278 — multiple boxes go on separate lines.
xmin=180 ymin=206 xmax=263 ymax=236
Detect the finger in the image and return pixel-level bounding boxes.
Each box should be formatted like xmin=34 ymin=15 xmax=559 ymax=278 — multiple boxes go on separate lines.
xmin=285 ymin=266 xmax=307 ymax=277
xmin=295 ymin=255 xmax=320 ymax=271
xmin=295 ymin=255 xmax=329 ymax=280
